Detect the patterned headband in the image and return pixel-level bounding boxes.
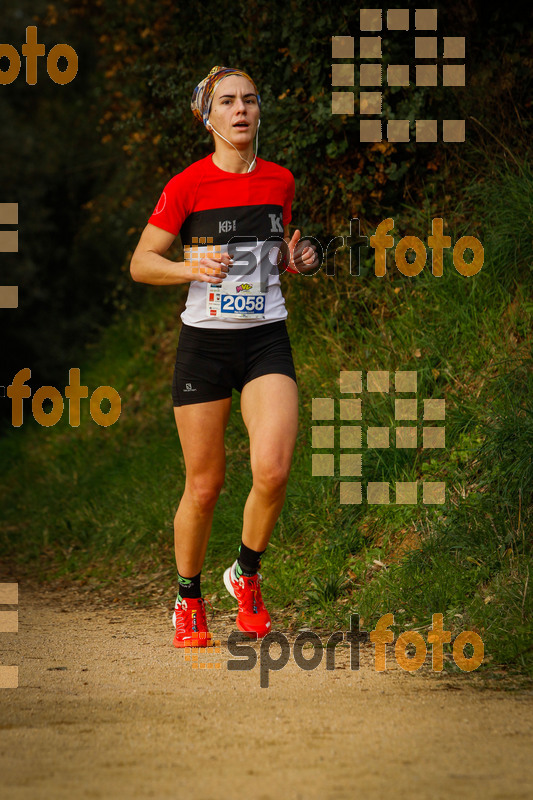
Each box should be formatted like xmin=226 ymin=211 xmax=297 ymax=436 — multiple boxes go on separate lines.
xmin=191 ymin=65 xmax=261 ymax=128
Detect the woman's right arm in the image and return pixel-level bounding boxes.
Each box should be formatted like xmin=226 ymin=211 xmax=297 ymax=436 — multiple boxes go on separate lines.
xmin=130 ymin=223 xmax=231 ymax=285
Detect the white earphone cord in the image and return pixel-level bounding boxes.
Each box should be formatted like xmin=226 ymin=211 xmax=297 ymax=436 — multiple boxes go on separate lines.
xmin=208 ymin=121 xmax=260 ymax=172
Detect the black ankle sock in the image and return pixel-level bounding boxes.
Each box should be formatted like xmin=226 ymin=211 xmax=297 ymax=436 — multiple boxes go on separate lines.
xmin=177 ymin=570 xmax=202 ymax=599
xmin=236 ymin=543 xmax=266 ymax=577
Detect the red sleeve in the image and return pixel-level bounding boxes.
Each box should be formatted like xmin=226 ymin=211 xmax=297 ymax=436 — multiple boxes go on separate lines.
xmin=147 ymin=172 xmax=194 ymax=235
xmin=283 ymin=171 xmax=295 ymax=226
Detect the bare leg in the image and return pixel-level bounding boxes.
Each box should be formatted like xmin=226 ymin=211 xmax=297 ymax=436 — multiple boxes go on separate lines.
xmin=239 ymin=374 xmax=299 ymax=552
xmin=173 ymin=397 xmax=232 ymax=576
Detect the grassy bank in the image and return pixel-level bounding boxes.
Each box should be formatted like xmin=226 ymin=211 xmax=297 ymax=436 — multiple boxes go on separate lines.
xmin=1 ymin=158 xmax=532 ymax=677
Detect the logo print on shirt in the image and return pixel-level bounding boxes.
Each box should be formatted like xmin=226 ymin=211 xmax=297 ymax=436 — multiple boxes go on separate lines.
xmin=152 ymin=191 xmax=167 ymax=215
xmin=268 ymin=213 xmax=283 ymax=233
xmin=219 ymin=219 xmax=237 ymax=233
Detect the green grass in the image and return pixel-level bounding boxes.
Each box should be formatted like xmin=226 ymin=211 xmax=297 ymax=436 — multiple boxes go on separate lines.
xmin=1 ymin=157 xmax=532 ymax=677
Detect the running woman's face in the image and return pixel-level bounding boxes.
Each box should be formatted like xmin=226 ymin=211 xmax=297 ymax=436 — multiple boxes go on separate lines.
xmin=208 ymin=75 xmax=260 ymax=145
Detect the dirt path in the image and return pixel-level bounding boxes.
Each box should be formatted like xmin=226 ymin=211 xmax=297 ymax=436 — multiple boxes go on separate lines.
xmin=1 ymin=586 xmax=532 ymax=800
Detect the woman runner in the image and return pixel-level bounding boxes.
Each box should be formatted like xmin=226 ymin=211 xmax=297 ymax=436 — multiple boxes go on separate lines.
xmin=131 ymin=66 xmax=318 ymax=647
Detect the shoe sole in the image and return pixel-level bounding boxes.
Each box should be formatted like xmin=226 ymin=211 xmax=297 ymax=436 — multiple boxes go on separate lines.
xmin=173 ymin=637 xmax=212 ymax=648
xmin=223 ymin=567 xmax=237 ymax=600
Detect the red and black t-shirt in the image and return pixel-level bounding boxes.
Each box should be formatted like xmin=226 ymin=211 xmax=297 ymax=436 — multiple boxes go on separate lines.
xmin=148 ymin=155 xmax=295 ymax=328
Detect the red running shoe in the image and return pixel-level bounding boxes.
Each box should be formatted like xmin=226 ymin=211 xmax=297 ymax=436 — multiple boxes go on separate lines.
xmin=223 ymin=561 xmax=272 ymax=638
xmin=172 ymin=596 xmax=212 ymax=648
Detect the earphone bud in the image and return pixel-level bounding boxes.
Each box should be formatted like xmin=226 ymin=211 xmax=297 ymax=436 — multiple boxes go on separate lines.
xmin=257 ymin=118 xmax=261 ymax=128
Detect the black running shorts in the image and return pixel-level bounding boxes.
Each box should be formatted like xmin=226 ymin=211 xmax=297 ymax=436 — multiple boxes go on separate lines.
xmin=172 ymin=320 xmax=297 ymax=406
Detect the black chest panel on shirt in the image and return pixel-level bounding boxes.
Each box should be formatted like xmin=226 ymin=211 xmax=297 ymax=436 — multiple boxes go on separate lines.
xmin=180 ymin=204 xmax=284 ymax=246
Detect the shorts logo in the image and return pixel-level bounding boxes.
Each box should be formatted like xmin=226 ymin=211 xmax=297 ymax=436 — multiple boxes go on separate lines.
xmin=219 ymin=219 xmax=236 ymax=233
xmin=268 ymin=213 xmax=284 ymax=233
xmin=183 ymin=383 xmax=197 ymax=392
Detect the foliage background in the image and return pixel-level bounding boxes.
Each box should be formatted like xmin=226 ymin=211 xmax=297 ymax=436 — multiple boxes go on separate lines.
xmin=1 ymin=0 xmax=532 ymax=676
xmin=1 ymin=0 xmax=531 ymax=390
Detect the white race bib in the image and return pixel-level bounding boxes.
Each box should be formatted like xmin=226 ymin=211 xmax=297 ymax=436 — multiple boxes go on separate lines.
xmin=206 ymin=282 xmax=266 ymax=320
